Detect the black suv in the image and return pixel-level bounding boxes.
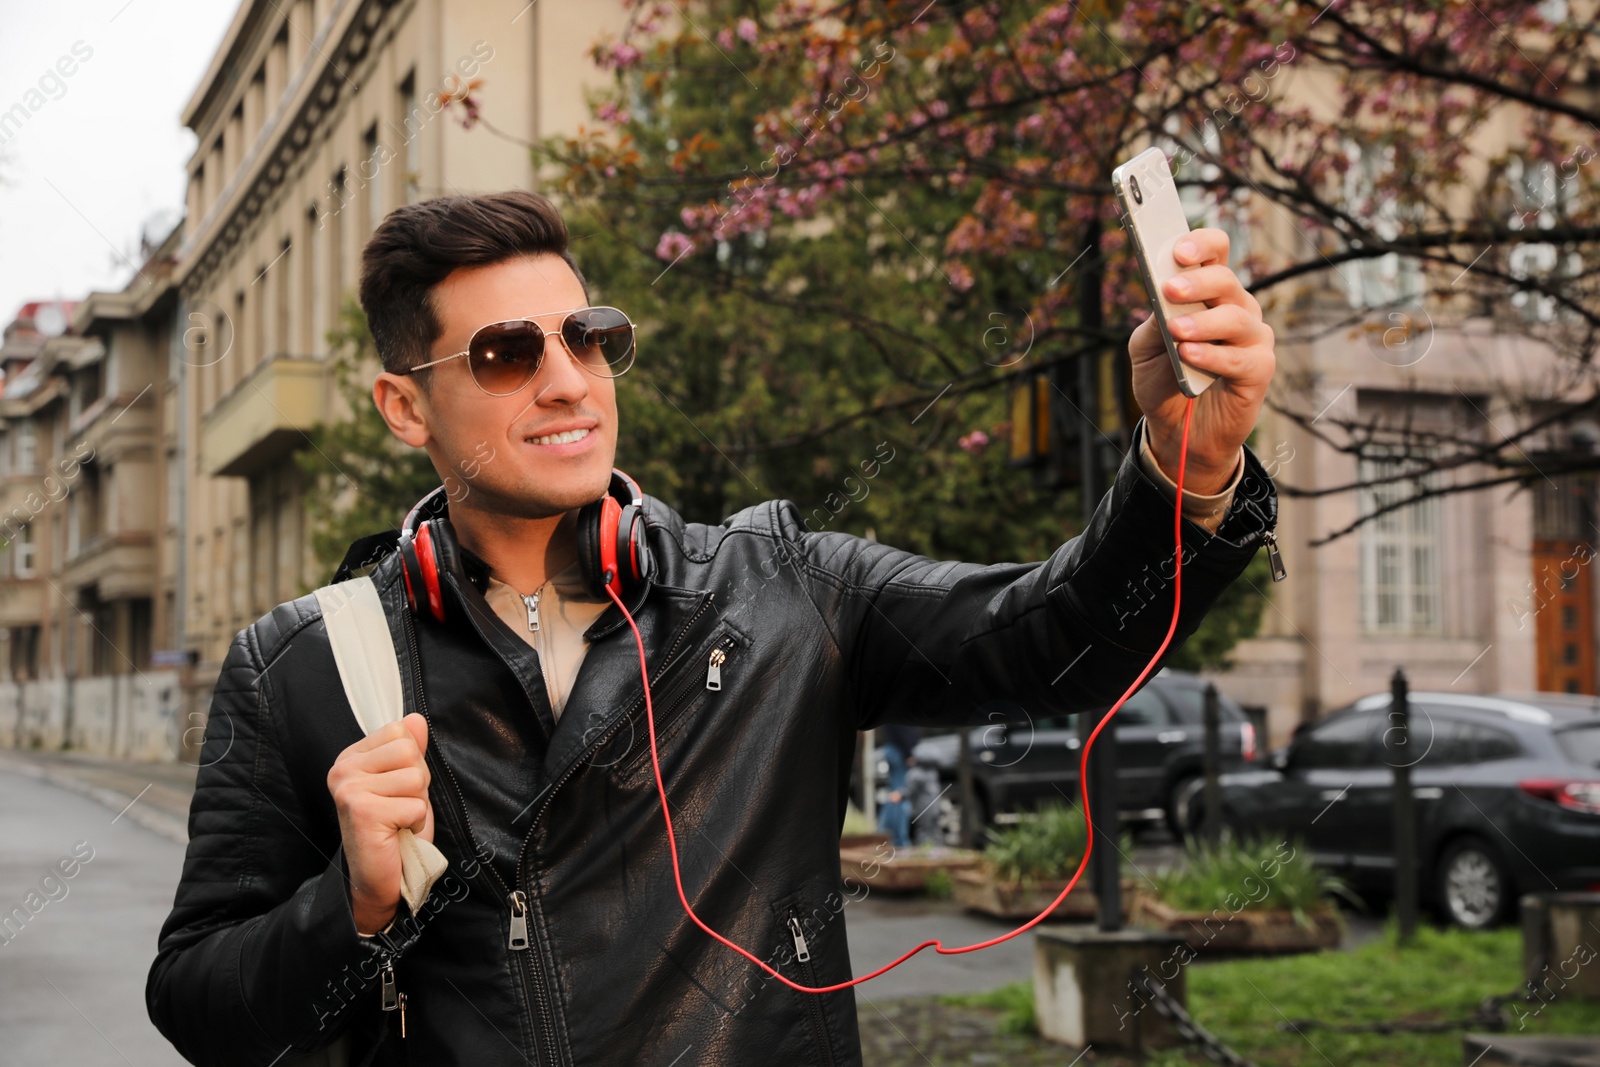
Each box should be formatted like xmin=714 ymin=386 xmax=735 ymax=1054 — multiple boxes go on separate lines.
xmin=872 ymin=670 xmax=1257 ymax=843
xmin=1209 ymin=691 xmax=1600 ymax=928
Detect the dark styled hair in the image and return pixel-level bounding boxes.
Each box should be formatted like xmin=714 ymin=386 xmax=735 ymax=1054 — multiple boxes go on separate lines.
xmin=357 ymin=189 xmax=591 ymax=377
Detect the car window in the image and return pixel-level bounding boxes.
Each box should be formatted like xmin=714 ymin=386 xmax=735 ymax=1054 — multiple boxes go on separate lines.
xmin=1115 ymin=687 xmax=1169 ymax=727
xmin=1463 ymin=724 xmax=1522 ymax=762
xmin=1290 ymin=712 xmax=1379 ymax=769
xmin=1556 ymin=725 xmax=1600 ymax=768
xmin=1163 ymin=686 xmax=1245 ymax=724
xmin=1409 ymin=705 xmax=1524 ymax=765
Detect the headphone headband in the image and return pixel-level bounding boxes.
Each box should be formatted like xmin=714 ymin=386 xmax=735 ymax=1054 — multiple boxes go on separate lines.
xmin=395 ymin=469 xmax=651 ymax=622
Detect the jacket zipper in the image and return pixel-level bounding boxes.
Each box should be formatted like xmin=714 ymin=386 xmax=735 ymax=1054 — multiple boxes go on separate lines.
xmin=523 ymin=592 xmax=541 ymax=631
xmin=403 ymin=606 xmax=556 ymax=1065
xmin=614 ymin=632 xmax=738 ymax=779
xmin=1262 ymin=527 xmax=1287 ymax=582
xmin=785 ymin=903 xmax=837 ymax=1067
xmin=502 ymin=593 xmax=721 ymax=1060
xmin=379 ymin=951 xmax=407 ymax=1039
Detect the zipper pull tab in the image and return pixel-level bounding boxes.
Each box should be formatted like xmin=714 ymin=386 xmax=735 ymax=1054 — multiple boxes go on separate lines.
xmin=508 ymin=890 xmax=530 ymax=950
xmin=398 ymin=992 xmax=409 ymax=1038
xmin=380 ymin=959 xmax=399 ymax=1012
xmin=788 ymin=915 xmax=810 ymax=962
xmin=523 ymin=593 xmax=540 ymax=632
xmin=1263 ymin=528 xmax=1287 ymax=582
xmin=706 ymin=648 xmax=726 ymax=691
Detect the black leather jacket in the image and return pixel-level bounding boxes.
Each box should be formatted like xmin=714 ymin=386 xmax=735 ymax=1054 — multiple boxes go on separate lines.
xmin=147 ymin=433 xmax=1277 ymax=1066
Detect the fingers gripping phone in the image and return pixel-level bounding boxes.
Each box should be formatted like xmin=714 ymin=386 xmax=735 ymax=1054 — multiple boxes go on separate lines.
xmin=1112 ymin=146 xmax=1216 ymax=398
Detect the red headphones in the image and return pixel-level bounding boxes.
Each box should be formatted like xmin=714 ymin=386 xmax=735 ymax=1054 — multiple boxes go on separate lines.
xmin=395 ymin=468 xmax=654 ymax=623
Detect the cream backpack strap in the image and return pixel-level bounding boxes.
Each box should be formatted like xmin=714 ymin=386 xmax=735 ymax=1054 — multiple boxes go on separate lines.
xmin=313 ymin=577 xmax=449 ymax=917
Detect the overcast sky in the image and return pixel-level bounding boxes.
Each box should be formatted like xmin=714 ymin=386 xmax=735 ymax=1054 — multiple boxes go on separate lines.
xmin=0 ymin=1 xmax=237 ymax=325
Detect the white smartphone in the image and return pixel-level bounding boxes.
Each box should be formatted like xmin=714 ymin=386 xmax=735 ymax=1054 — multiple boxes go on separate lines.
xmin=1111 ymin=146 xmax=1216 ymax=398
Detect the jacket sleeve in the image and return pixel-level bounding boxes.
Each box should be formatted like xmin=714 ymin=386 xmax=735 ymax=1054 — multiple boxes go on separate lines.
xmin=781 ymin=420 xmax=1278 ymax=733
xmin=145 ymin=623 xmax=400 ymax=1066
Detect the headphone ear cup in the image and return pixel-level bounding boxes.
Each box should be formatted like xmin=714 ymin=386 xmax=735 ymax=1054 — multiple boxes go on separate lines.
xmin=575 ymin=496 xmax=604 ymax=598
xmin=413 ymin=521 xmax=448 ymax=623
xmin=617 ymin=503 xmax=652 ymax=586
xmin=400 ymin=534 xmax=425 ymax=615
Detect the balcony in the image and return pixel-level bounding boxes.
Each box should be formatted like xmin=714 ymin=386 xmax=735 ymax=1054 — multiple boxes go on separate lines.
xmin=200 ymin=354 xmax=328 ymax=477
xmin=61 ymin=532 xmax=156 ymax=601
xmin=0 ymin=579 xmax=44 ymax=628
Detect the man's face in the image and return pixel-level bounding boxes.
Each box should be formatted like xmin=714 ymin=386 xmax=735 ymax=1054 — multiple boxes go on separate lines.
xmin=390 ymin=253 xmax=618 ymax=519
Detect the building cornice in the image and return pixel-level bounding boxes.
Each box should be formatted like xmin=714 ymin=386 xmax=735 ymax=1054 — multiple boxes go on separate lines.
xmin=176 ymin=0 xmax=405 ymax=295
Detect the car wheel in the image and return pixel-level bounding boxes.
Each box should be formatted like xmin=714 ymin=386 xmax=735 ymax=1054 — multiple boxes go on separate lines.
xmin=1436 ymin=837 xmax=1512 ymax=929
xmin=1165 ymin=775 xmax=1201 ymax=839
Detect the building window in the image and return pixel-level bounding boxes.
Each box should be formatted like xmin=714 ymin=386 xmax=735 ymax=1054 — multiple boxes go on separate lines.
xmin=16 ymin=422 xmax=36 ymax=473
xmin=1508 ymin=153 xmax=1582 ymax=324
xmin=1342 ymin=140 xmax=1424 ymax=309
xmin=364 ymin=123 xmax=383 ymax=231
xmin=1359 ymin=446 xmax=1442 ymax=634
xmin=10 ymin=625 xmax=40 ymax=681
xmin=15 ymin=523 xmax=35 ymax=578
xmin=399 ymin=71 xmax=421 ymax=204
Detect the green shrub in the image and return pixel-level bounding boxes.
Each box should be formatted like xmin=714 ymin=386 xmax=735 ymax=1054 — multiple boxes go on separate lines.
xmin=1153 ymin=833 xmax=1354 ymax=928
xmin=923 ymin=867 xmax=952 ymax=900
xmin=980 ymin=801 xmax=1088 ymax=884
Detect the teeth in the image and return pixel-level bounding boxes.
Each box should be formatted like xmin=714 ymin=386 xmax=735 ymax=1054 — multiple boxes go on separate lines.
xmin=529 ymin=427 xmax=591 ymax=446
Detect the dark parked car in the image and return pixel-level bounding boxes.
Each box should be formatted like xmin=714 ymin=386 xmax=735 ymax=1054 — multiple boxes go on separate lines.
xmin=1208 ymin=691 xmax=1600 ymax=928
xmin=869 ymin=670 xmax=1257 ymax=843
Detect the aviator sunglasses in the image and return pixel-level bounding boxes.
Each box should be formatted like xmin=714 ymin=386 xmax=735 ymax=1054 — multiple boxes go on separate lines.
xmin=397 ymin=305 xmax=637 ymax=395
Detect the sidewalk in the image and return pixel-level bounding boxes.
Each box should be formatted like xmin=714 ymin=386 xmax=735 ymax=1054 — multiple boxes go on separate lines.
xmin=0 ymin=749 xmax=194 ymax=844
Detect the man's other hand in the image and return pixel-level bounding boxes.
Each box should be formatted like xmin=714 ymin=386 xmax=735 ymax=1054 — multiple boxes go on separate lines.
xmin=327 ymin=713 xmax=435 ymax=935
xmin=1127 ymin=226 xmax=1275 ymax=495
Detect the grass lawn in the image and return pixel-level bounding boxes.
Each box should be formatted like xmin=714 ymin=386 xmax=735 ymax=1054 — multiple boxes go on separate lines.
xmin=939 ymin=925 xmax=1600 ymax=1066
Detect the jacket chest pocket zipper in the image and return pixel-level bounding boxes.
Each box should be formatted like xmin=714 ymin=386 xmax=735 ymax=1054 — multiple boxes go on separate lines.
xmin=785 ymin=904 xmax=837 ymax=1067
xmin=614 ymin=633 xmax=739 ymax=780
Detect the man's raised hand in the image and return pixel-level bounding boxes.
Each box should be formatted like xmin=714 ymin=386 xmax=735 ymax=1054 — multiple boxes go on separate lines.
xmin=326 ymin=713 xmax=435 ymax=935
xmin=1126 ymin=226 xmax=1275 ymax=495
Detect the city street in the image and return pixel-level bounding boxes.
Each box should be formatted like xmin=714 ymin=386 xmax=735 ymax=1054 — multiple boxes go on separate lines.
xmin=0 ymin=758 xmax=188 ymax=1067
xmin=0 ymin=748 xmax=1391 ymax=1066
xmin=0 ymin=752 xmax=1058 ymax=1065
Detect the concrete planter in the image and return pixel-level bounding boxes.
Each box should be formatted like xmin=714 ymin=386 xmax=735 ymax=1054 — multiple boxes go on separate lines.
xmin=952 ymin=866 xmax=1101 ymax=921
xmin=839 ymin=843 xmax=981 ymax=893
xmin=1129 ymin=892 xmax=1342 ymax=953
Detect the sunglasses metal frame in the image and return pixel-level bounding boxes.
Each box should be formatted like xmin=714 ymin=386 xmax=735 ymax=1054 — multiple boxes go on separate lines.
xmin=397 ymin=305 xmax=636 ymax=395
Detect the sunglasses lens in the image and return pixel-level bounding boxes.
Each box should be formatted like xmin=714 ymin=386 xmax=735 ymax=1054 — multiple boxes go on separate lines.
xmin=467 ymin=321 xmax=544 ymax=395
xmin=562 ymin=307 xmax=636 ymax=376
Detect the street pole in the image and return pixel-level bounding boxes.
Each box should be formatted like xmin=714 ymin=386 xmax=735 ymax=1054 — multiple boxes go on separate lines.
xmin=861 ymin=728 xmax=875 ymax=829
xmin=1202 ymin=683 xmax=1222 ymax=846
xmin=1389 ymin=668 xmax=1419 ymax=946
xmin=1080 ymin=708 xmax=1123 ymax=930
xmin=958 ymin=727 xmax=978 ymax=849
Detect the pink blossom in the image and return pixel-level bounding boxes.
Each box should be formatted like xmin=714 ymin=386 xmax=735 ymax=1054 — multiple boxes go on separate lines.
xmin=737 ymin=18 xmax=759 ymax=44
xmin=959 ymin=430 xmax=990 ymax=454
xmin=717 ymin=27 xmax=736 ymax=50
xmin=655 ymin=231 xmax=695 ymax=262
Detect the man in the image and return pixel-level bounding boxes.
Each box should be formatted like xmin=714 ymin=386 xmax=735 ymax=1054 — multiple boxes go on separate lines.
xmin=147 ymin=189 xmax=1277 ymax=1066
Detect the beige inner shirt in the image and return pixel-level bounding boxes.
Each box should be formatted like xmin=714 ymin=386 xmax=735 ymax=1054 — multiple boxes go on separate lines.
xmin=478 ymin=447 xmax=1239 ymax=723
xmin=483 ymin=559 xmax=611 ymax=724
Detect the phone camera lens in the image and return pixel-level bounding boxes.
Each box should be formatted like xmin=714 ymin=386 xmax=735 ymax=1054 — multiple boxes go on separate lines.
xmin=1130 ymin=175 xmax=1143 ymax=204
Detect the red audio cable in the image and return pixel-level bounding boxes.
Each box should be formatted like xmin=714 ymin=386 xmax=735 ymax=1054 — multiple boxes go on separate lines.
xmin=603 ymin=397 xmax=1199 ymax=994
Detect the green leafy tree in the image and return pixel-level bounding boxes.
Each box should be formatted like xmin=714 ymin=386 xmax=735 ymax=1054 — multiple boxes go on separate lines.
xmin=296 ymin=298 xmax=437 ymax=590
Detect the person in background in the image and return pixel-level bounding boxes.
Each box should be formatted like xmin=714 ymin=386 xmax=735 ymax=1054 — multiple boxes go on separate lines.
xmin=877 ymin=724 xmax=920 ymax=847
